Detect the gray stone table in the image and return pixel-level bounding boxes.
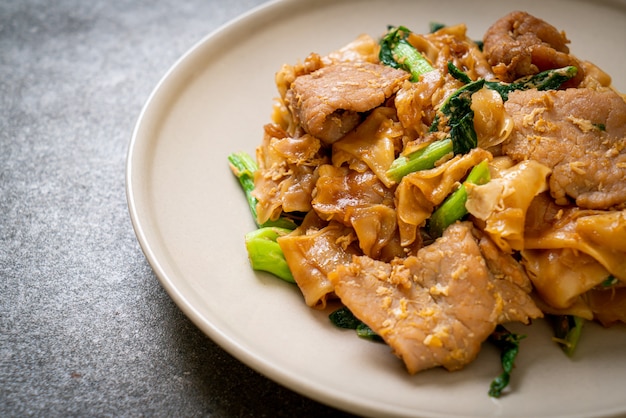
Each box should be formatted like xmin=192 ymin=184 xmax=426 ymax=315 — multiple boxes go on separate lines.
xmin=0 ymin=1 xmax=357 ymax=416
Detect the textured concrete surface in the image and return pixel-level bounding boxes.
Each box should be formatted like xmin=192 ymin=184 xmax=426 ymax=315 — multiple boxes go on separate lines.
xmin=0 ymin=1 xmax=356 ymax=416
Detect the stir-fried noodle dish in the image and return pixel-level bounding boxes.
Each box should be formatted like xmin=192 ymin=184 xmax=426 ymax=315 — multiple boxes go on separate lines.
xmin=228 ymin=11 xmax=626 ymax=395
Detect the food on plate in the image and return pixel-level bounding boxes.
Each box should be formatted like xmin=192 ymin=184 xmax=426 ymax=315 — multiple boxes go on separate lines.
xmin=228 ymin=11 xmax=626 ymax=396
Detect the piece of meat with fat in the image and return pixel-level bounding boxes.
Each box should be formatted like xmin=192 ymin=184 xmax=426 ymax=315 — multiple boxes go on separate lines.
xmin=503 ymin=88 xmax=626 ymax=209
xmin=285 ymin=62 xmax=409 ymax=144
xmin=482 ymin=11 xmax=584 ymax=86
xmin=329 ymin=222 xmax=541 ymax=374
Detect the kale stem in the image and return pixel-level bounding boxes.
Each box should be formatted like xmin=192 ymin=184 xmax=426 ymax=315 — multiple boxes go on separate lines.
xmin=428 ymin=159 xmax=490 ymax=237
xmin=379 ymin=26 xmax=434 ymax=82
xmin=228 ymin=151 xmax=259 ymax=222
xmin=244 ymin=227 xmax=295 ymax=283
xmin=386 ymin=138 xmax=453 ymax=183
xmin=550 ymin=315 xmax=585 ymax=357
xmin=228 ymin=151 xmax=297 ymax=229
xmin=393 ymin=39 xmax=434 ymax=81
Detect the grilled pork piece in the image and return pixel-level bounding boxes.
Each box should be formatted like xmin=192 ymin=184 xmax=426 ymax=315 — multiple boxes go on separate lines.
xmin=329 ymin=222 xmax=541 ymax=373
xmin=482 ymin=11 xmax=584 ymax=86
xmin=285 ymin=62 xmax=409 ymax=144
xmin=503 ymin=88 xmax=626 ymax=209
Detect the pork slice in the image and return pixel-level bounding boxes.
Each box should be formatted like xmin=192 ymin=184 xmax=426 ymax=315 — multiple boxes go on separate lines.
xmin=475 ymin=232 xmax=542 ymax=323
xmin=329 ymin=222 xmax=540 ymax=373
xmin=503 ymin=88 xmax=626 ymax=209
xmin=286 ymin=62 xmax=409 ymax=144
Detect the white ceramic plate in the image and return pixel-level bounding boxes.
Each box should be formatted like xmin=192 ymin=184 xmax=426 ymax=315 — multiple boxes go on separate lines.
xmin=126 ymin=1 xmax=626 ymax=417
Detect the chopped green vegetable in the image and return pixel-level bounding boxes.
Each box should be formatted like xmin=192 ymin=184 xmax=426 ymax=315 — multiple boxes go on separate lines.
xmin=447 ymin=61 xmax=472 ymax=84
xmin=228 ymin=151 xmax=297 ymax=229
xmin=329 ymin=307 xmax=384 ymax=343
xmin=356 ymin=323 xmax=384 ymax=343
xmin=601 ymin=275 xmax=618 ymax=287
xmin=428 ymin=159 xmax=491 ymax=237
xmin=329 ymin=306 xmax=361 ymax=329
xmin=432 ymin=76 xmax=485 ymax=122
xmin=429 ymin=76 xmax=484 ymax=154
xmin=485 ymin=66 xmax=578 ymax=101
xmin=488 ymin=325 xmax=526 ymax=398
xmin=447 ymin=109 xmax=479 ymax=156
xmin=550 ymin=314 xmax=585 ymax=357
xmin=429 ymin=22 xmax=446 ymax=33
xmin=244 ymin=227 xmax=295 ymax=283
xmin=228 ymin=151 xmax=259 ymax=219
xmin=379 ymin=26 xmax=434 ymax=81
xmin=594 ymin=123 xmax=607 ymax=132
xmin=430 ymin=77 xmax=484 ymax=138
xmin=447 ymin=62 xmax=577 ymax=103
xmin=386 ymin=137 xmax=454 ymax=183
